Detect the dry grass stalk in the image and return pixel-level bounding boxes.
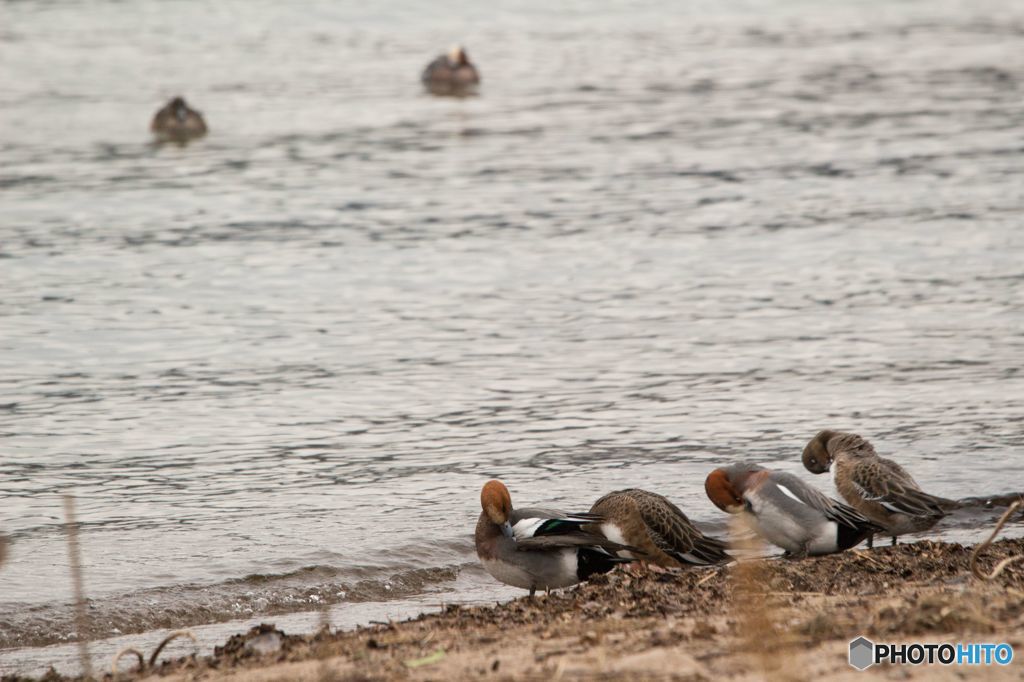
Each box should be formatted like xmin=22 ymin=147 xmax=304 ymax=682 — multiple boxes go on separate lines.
xmin=695 ymin=567 xmax=720 ymax=587
xmin=110 ymin=630 xmax=196 ymax=677
xmin=728 ymin=514 xmax=800 ymax=682
xmin=110 ymin=647 xmax=145 ymax=677
xmin=970 ymin=500 xmax=1024 ymax=581
xmin=63 ymin=494 xmax=93 ymax=678
xmin=316 ymin=595 xmax=336 ymax=681
xmin=148 ymin=629 xmax=197 ymax=668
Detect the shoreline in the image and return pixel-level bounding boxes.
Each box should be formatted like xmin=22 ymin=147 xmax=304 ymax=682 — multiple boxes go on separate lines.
xmin=8 ymin=536 xmax=1023 ymax=681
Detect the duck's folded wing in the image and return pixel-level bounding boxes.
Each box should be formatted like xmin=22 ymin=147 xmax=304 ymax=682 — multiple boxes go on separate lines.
xmin=514 ymin=533 xmax=632 ymax=553
xmin=510 ymin=507 xmax=637 ymax=553
xmin=768 ymin=472 xmax=881 ymax=530
xmin=850 ymin=460 xmax=955 ymax=518
xmin=509 ymin=507 xmax=605 ymax=541
xmin=635 ymin=494 xmax=730 ymax=565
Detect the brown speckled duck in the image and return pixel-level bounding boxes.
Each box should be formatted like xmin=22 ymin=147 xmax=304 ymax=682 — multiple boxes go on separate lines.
xmin=474 ymin=480 xmax=635 ymax=596
xmin=802 ymin=430 xmax=959 ymax=547
xmin=150 ymin=96 xmax=207 ymax=143
xmin=421 ymin=45 xmax=480 ymax=96
xmin=588 ymin=489 xmax=730 ymax=570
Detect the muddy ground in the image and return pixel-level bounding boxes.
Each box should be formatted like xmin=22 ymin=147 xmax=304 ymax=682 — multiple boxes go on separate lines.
xmin=8 ymin=538 xmax=1024 ymax=681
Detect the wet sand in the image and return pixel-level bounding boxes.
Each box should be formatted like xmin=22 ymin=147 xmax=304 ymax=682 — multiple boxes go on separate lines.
xmin=11 ymin=537 xmax=1023 ymax=681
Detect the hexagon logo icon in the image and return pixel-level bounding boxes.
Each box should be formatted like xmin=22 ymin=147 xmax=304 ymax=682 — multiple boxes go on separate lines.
xmin=849 ymin=636 xmax=875 ymax=670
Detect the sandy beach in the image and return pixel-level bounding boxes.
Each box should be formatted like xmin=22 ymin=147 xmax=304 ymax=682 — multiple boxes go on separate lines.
xmin=8 ymin=536 xmax=1021 ymax=681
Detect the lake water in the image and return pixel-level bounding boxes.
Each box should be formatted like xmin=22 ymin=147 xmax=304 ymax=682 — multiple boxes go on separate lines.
xmin=2 ymin=0 xmax=1023 ymax=676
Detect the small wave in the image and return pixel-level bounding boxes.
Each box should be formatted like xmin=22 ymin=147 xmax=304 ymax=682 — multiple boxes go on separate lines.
xmin=0 ymin=563 xmax=463 ymax=650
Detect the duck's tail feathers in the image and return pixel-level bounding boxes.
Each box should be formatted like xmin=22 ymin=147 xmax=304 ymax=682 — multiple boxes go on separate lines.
xmin=669 ymin=535 xmax=732 ymax=566
xmin=836 ymin=517 xmax=884 ymax=551
xmin=577 ymin=546 xmax=635 ymax=579
xmin=866 ymin=489 xmax=957 ymax=518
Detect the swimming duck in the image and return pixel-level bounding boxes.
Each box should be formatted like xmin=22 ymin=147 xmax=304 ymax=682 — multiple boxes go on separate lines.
xmin=474 ymin=480 xmax=634 ymax=596
xmin=802 ymin=430 xmax=958 ymax=547
xmin=705 ymin=463 xmax=879 ymax=558
xmin=588 ymin=488 xmax=730 ymax=570
xmin=421 ymin=45 xmax=480 ymax=96
xmin=150 ymin=96 xmax=207 ymax=142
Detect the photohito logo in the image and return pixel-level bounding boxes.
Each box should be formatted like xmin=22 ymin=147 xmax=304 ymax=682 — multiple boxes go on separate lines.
xmin=849 ymin=637 xmax=1014 ymax=670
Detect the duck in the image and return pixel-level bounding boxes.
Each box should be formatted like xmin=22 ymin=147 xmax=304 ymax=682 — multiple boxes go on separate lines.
xmin=474 ymin=480 xmax=635 ymax=596
xmin=802 ymin=430 xmax=958 ymax=547
xmin=150 ymin=96 xmax=208 ymax=142
xmin=421 ymin=45 xmax=480 ymax=96
xmin=588 ymin=488 xmax=730 ymax=570
xmin=705 ymin=463 xmax=880 ymax=558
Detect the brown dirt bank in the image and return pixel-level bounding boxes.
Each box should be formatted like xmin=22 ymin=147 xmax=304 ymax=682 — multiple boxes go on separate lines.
xmin=10 ymin=538 xmax=1024 ymax=682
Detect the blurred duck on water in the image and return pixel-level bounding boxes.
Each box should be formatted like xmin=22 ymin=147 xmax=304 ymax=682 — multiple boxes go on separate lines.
xmin=588 ymin=488 xmax=731 ymax=571
xmin=421 ymin=45 xmax=480 ymax=96
xmin=802 ymin=430 xmax=959 ymax=547
xmin=474 ymin=480 xmax=635 ymax=596
xmin=705 ymin=463 xmax=880 ymax=558
xmin=151 ymin=96 xmax=207 ymax=143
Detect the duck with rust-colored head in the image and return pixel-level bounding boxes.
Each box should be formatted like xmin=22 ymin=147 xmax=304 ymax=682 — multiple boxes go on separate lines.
xmin=151 ymin=96 xmax=207 ymax=143
xmin=474 ymin=480 xmax=635 ymax=596
xmin=705 ymin=463 xmax=879 ymax=558
xmin=802 ymin=430 xmax=958 ymax=547
xmin=421 ymin=45 xmax=480 ymax=96
xmin=588 ymin=489 xmax=730 ymax=570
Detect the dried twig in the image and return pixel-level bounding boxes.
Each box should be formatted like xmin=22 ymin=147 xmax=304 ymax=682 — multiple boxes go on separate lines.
xmin=110 ymin=647 xmax=145 ymax=676
xmin=695 ymin=567 xmax=720 ymax=587
xmin=148 ymin=629 xmax=198 ymax=668
xmin=970 ymin=500 xmax=1024 ymax=581
xmin=109 ymin=630 xmax=197 ymax=677
xmin=63 ymin=494 xmax=93 ymax=678
xmin=852 ymin=549 xmax=886 ymax=570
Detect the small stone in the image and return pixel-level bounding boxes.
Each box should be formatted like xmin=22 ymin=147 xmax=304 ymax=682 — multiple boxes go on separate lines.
xmin=243 ymin=631 xmax=283 ymax=656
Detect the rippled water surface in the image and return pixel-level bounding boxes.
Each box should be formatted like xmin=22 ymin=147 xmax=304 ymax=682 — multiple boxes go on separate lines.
xmin=2 ymin=0 xmax=1024 ymax=675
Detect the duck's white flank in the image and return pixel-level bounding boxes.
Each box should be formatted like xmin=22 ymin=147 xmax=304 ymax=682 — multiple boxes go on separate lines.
xmin=600 ymin=522 xmax=635 ymax=559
